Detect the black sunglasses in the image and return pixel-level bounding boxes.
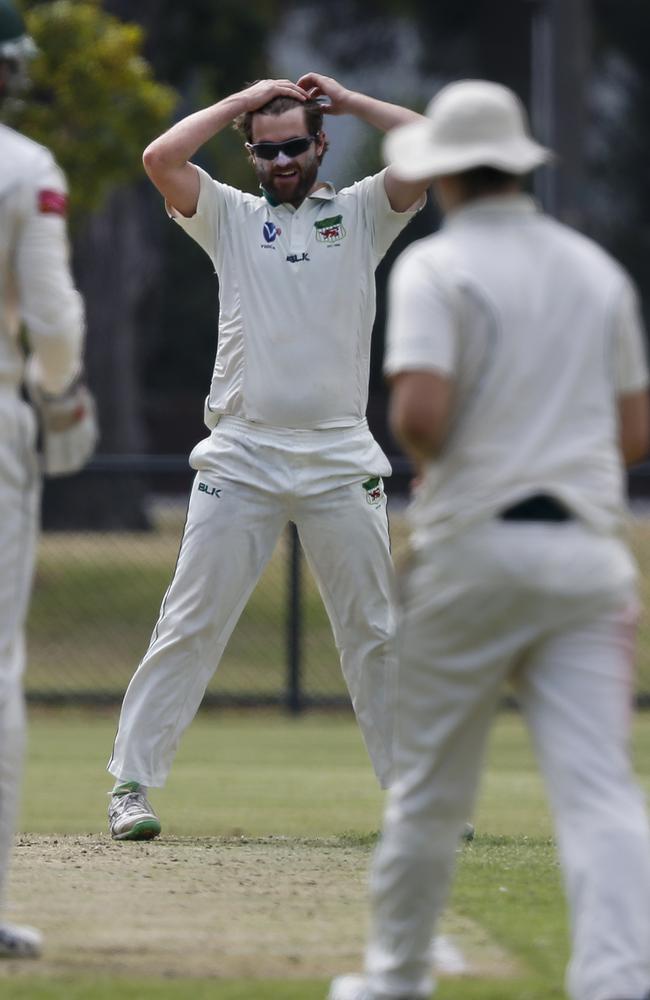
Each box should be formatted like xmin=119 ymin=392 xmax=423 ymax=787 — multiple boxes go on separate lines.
xmin=246 ymin=135 xmax=318 ymax=161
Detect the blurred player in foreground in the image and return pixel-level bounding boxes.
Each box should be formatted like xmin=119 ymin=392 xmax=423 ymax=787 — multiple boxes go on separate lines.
xmin=330 ymin=80 xmax=650 ymax=1000
xmin=106 ymin=74 xmax=430 ymax=839
xmin=0 ymin=0 xmax=95 ymax=958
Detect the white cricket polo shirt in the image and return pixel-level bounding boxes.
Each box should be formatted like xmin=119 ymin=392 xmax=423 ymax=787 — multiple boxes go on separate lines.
xmin=384 ymin=194 xmax=649 ymax=541
xmin=171 ymin=165 xmax=420 ymax=429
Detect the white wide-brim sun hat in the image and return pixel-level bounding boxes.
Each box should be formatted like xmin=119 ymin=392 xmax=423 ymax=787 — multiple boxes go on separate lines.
xmin=383 ymin=79 xmax=553 ymax=181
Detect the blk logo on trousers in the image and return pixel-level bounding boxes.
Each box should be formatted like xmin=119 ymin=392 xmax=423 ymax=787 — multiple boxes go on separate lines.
xmin=198 ymin=482 xmax=222 ymax=497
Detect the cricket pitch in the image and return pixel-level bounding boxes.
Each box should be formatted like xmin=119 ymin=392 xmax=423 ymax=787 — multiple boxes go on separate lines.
xmin=0 ymin=835 xmax=522 ymax=981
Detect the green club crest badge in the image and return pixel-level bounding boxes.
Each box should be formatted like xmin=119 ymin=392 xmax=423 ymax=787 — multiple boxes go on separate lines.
xmin=362 ymin=477 xmax=384 ymax=506
xmin=315 ymin=214 xmax=347 ymax=244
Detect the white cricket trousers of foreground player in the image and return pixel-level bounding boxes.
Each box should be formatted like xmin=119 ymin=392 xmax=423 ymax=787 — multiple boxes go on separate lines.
xmin=0 ymin=389 xmax=39 ymax=914
xmin=365 ymin=519 xmax=650 ymax=1000
xmin=109 ymin=417 xmax=397 ymax=789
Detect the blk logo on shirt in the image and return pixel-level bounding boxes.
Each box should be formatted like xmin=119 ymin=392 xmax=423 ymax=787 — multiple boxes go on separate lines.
xmin=198 ymin=482 xmax=222 ymax=497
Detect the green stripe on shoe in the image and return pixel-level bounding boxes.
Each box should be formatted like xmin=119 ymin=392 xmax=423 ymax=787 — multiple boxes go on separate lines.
xmin=115 ymin=818 xmax=161 ymax=841
xmin=112 ymin=780 xmax=141 ymax=795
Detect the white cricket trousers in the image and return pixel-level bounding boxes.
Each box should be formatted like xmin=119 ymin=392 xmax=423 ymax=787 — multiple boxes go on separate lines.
xmin=0 ymin=390 xmax=39 ymax=914
xmin=366 ymin=519 xmax=650 ymax=1000
xmin=109 ymin=417 xmax=397 ymax=789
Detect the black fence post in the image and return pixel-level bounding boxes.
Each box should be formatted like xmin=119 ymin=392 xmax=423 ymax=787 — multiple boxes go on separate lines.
xmin=287 ymin=522 xmax=303 ymax=714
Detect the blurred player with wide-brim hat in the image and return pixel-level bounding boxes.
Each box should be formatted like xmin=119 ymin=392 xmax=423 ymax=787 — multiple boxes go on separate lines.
xmin=330 ymin=80 xmax=650 ymax=1000
xmin=383 ymin=78 xmax=552 ymax=179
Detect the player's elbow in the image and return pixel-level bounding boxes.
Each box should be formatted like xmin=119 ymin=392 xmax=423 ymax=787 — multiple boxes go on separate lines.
xmin=142 ymin=142 xmax=163 ymax=179
xmin=399 ymin=420 xmax=447 ymax=459
xmin=391 ymin=404 xmax=448 ymax=459
xmin=389 ymin=371 xmax=453 ymax=458
xmin=619 ymin=389 xmax=650 ymax=467
xmin=142 ymin=140 xmax=179 ymax=183
xmin=622 ymin=426 xmax=650 ymax=467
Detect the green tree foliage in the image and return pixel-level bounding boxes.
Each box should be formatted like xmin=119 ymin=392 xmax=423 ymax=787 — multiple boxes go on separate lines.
xmin=6 ymin=0 xmax=176 ymax=220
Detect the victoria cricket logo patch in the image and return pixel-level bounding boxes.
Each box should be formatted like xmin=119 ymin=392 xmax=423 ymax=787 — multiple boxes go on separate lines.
xmin=315 ymin=214 xmax=346 ymax=245
xmin=362 ymin=476 xmax=384 ymax=507
xmin=263 ymin=221 xmax=281 ymax=243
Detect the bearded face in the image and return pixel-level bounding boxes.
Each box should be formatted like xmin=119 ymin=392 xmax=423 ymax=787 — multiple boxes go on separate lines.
xmin=248 ymin=107 xmax=325 ymax=208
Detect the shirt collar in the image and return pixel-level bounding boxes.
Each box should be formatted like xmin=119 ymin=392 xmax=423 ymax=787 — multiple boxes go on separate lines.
xmin=308 ymin=182 xmax=337 ymax=201
xmin=260 ymin=181 xmax=337 ymax=210
xmin=445 ymin=193 xmax=539 ymax=227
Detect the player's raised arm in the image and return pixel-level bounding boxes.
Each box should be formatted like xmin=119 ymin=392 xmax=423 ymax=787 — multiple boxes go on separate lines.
xmin=296 ymin=71 xmax=430 ymax=212
xmin=142 ymin=79 xmax=308 ymax=217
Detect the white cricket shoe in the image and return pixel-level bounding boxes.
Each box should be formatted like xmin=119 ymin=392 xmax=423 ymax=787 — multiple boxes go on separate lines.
xmin=328 ymin=976 xmax=376 ymax=1000
xmin=0 ymin=923 xmax=42 ymax=958
xmin=328 ymin=973 xmax=426 ymax=999
xmin=108 ymin=781 xmax=161 ymax=841
xmin=430 ymin=934 xmax=467 ymax=975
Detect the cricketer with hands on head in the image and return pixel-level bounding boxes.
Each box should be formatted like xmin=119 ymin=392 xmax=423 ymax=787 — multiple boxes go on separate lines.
xmin=0 ymin=0 xmax=96 ymax=959
xmin=106 ymin=73 xmax=430 ymax=840
xmin=329 ymin=80 xmax=650 ymax=1000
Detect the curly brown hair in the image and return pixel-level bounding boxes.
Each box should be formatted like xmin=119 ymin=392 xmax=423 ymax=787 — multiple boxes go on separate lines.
xmin=234 ymin=93 xmax=329 ymax=164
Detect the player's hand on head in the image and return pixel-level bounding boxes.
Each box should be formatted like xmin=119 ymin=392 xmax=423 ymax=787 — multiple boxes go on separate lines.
xmin=296 ymin=72 xmax=349 ymax=114
xmin=240 ymin=79 xmax=308 ymax=112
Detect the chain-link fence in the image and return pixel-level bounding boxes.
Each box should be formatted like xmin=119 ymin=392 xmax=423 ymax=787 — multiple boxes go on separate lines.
xmin=27 ymin=456 xmax=408 ymax=710
xmin=25 ymin=457 xmax=650 ymax=708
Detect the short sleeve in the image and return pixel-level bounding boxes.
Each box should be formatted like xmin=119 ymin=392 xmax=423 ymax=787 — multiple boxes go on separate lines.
xmin=167 ymin=165 xmax=226 ymax=267
xmin=383 ymin=247 xmax=458 ymax=379
xmin=357 ymin=169 xmax=424 ymax=263
xmin=613 ymin=278 xmax=649 ymax=395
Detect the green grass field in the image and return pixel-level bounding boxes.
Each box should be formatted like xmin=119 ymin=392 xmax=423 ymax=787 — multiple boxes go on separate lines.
xmin=3 ymin=707 xmax=650 ymax=999
xmin=13 ymin=511 xmax=650 ymax=997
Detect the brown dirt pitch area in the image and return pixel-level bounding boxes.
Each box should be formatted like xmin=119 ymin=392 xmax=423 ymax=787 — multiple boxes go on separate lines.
xmin=0 ymin=835 xmax=522 ymax=981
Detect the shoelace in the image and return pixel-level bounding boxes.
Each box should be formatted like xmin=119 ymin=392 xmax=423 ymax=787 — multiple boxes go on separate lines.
xmin=110 ymin=791 xmax=149 ymax=814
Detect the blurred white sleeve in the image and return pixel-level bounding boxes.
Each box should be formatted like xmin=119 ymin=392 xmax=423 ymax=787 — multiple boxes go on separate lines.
xmin=613 ymin=278 xmax=649 ymax=395
xmin=383 ymin=248 xmax=458 ymax=379
xmin=16 ymin=157 xmax=85 ymax=395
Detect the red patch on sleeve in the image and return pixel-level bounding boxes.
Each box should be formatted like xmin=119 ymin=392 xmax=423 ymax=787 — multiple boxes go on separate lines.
xmin=37 ymin=189 xmax=68 ymax=216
